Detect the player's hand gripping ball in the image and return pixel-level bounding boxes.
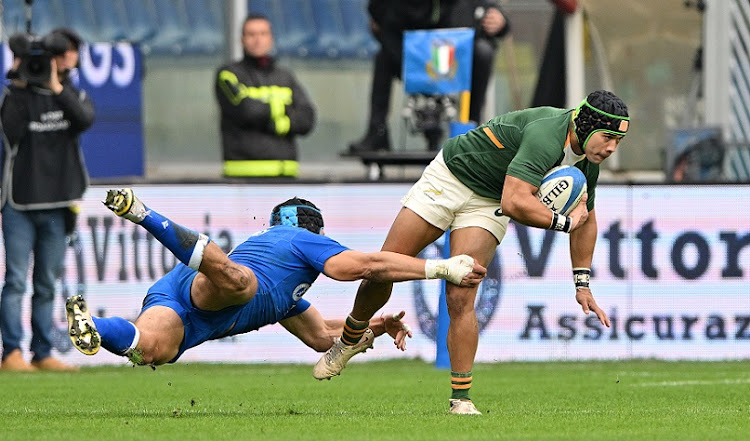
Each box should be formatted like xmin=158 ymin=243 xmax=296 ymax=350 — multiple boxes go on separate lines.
xmin=536 ymin=165 xmax=587 ymax=216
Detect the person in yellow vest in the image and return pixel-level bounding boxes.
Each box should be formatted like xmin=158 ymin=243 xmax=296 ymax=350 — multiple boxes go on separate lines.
xmin=215 ymin=14 xmax=316 ymax=178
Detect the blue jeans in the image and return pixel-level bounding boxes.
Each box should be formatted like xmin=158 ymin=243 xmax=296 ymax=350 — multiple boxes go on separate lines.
xmin=0 ymin=204 xmax=67 ymax=361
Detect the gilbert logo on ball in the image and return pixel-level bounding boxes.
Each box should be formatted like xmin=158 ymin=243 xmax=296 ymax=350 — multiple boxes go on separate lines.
xmin=536 ymin=165 xmax=588 ymax=216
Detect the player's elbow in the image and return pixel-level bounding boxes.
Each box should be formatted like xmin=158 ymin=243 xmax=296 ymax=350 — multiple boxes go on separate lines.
xmin=500 ymin=197 xmax=521 ymax=219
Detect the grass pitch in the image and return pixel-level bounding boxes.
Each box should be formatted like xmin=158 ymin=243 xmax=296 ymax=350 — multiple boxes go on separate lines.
xmin=0 ymin=359 xmax=748 ymax=440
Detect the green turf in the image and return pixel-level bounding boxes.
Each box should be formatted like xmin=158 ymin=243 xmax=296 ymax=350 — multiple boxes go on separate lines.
xmin=0 ymin=359 xmax=748 ymax=440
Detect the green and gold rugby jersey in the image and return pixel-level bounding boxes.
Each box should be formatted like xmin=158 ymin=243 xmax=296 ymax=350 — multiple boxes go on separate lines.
xmin=442 ymin=107 xmax=598 ymax=211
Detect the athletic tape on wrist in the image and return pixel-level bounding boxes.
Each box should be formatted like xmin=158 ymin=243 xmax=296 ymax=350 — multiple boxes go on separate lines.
xmin=549 ymin=213 xmax=572 ymax=233
xmin=573 ymin=267 xmax=591 ymax=288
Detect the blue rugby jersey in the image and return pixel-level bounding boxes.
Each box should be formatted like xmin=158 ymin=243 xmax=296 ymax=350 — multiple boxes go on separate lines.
xmin=227 ymin=225 xmax=349 ymax=332
xmin=144 ymin=225 xmax=349 ymax=356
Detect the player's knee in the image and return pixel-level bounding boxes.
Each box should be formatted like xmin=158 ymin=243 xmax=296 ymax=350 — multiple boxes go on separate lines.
xmin=446 ymin=288 xmax=477 ymax=316
xmin=136 ymin=334 xmax=176 ymax=366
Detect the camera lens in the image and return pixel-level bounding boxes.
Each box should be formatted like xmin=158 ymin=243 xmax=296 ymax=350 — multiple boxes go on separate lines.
xmin=27 ymin=57 xmax=45 ymax=75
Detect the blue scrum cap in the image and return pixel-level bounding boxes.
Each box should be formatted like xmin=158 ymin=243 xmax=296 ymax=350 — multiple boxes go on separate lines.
xmin=270 ymin=197 xmax=324 ymax=234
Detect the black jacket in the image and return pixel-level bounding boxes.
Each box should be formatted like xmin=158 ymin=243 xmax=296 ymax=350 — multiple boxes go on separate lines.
xmin=214 ymin=55 xmax=316 ymax=162
xmin=0 ymin=79 xmax=95 ymax=210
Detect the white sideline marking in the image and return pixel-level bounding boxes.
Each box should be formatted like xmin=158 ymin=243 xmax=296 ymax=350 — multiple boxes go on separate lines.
xmin=634 ymin=378 xmax=750 ymax=387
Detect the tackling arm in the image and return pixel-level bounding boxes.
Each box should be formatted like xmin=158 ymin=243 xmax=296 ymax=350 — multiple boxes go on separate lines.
xmin=322 ymin=250 xmax=486 ymax=286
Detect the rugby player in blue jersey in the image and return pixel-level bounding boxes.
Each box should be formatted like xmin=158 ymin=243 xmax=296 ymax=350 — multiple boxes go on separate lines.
xmin=65 ymin=188 xmax=486 ymax=367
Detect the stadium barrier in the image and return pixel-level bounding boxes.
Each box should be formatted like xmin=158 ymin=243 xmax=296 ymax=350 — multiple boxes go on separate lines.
xmin=0 ymin=183 xmax=747 ymax=366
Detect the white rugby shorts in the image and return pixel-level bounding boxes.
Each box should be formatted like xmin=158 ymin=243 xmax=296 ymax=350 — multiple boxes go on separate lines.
xmin=400 ymin=151 xmax=510 ymax=243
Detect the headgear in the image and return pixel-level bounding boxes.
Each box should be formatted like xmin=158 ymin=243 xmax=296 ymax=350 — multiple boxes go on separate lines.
xmin=270 ymin=197 xmax=324 ymax=234
xmin=574 ymin=90 xmax=630 ymax=151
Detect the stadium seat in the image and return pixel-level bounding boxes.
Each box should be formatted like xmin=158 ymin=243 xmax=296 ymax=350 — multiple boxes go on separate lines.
xmin=245 ymin=0 xmax=377 ymax=59
xmin=59 ymin=0 xmax=100 ymax=43
xmin=309 ymin=0 xmax=344 ymax=58
xmin=247 ymin=0 xmax=278 ymax=23
xmin=121 ymin=0 xmax=158 ymax=49
xmin=339 ymin=0 xmax=378 ymax=58
xmin=276 ymin=0 xmax=317 ymax=58
xmin=182 ymin=0 xmax=224 ymax=55
xmin=1 ymin=0 xmax=27 ymax=35
xmin=88 ymin=0 xmax=130 ymax=42
xmin=1 ymin=0 xmax=378 ymax=60
xmin=146 ymin=0 xmax=189 ymax=55
xmin=31 ymin=0 xmax=67 ymax=35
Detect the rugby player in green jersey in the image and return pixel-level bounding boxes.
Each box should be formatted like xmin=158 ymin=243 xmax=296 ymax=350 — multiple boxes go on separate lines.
xmin=314 ymin=90 xmax=630 ymax=415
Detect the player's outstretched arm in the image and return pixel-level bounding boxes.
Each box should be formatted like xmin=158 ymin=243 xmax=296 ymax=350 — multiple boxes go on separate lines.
xmin=280 ymin=306 xmax=413 ymax=351
xmin=322 ymin=250 xmax=486 ymax=286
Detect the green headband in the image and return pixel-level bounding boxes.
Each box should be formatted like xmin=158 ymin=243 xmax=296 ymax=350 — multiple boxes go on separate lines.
xmin=574 ymin=98 xmax=630 ymax=151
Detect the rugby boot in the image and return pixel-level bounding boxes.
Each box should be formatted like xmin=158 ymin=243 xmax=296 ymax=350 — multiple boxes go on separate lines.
xmin=313 ymin=328 xmax=374 ymax=380
xmin=66 ymin=295 xmax=101 ymax=356
xmin=449 ymin=399 xmax=482 ymax=415
xmin=103 ymin=188 xmax=147 ymax=223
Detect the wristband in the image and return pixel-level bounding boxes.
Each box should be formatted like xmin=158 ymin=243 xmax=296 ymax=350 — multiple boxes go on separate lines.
xmin=549 ymin=212 xmax=572 ymax=233
xmin=573 ymin=267 xmax=591 ymax=289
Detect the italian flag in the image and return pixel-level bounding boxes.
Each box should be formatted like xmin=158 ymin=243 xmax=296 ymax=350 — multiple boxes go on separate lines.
xmin=432 ymin=44 xmax=455 ymax=76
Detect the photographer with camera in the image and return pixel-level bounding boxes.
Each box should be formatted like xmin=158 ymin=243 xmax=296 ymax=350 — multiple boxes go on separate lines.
xmin=0 ymin=27 xmax=94 ymax=371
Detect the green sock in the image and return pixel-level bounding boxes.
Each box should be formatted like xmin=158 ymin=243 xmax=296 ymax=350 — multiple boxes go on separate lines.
xmin=451 ymin=371 xmax=472 ymax=400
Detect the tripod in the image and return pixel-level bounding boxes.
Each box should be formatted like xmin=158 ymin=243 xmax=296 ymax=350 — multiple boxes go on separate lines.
xmin=682 ymin=0 xmax=705 ymax=128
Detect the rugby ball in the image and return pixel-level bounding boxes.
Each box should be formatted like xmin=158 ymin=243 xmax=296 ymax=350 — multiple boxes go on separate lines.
xmin=536 ymin=165 xmax=587 ymax=216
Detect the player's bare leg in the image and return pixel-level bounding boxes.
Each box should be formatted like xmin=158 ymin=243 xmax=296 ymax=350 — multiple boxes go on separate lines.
xmin=130 ymin=306 xmax=185 ymax=365
xmin=313 ymin=208 xmax=442 ymax=379
xmin=103 ymin=188 xmax=258 ymax=311
xmin=70 ymin=189 xmax=254 ymax=365
xmin=445 ymin=227 xmax=498 ymax=415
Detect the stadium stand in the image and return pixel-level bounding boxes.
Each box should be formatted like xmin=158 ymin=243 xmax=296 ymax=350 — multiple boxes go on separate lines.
xmin=338 ymin=0 xmax=378 ymax=58
xmin=309 ymin=0 xmax=344 ymax=58
xmin=121 ymin=0 xmax=158 ymax=46
xmin=59 ymin=0 xmax=100 ymax=43
xmin=87 ymin=0 xmax=130 ymax=43
xmin=1 ymin=0 xmax=376 ymax=58
xmin=147 ymin=0 xmax=189 ymax=55
xmin=182 ymin=0 xmax=224 ymax=55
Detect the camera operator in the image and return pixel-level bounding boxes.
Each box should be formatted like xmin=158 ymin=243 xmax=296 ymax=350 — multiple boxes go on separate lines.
xmin=0 ymin=28 xmax=94 ymax=371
